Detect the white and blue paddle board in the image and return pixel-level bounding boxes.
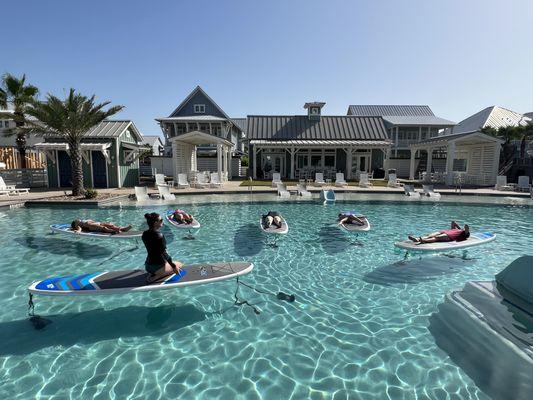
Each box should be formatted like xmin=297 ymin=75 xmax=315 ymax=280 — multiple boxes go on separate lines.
xmin=50 ymin=224 xmax=142 ymax=239
xmin=260 ymin=216 xmax=289 ymax=234
xmin=394 ymin=232 xmax=496 ymax=252
xmin=165 ymin=210 xmax=201 ymax=229
xmin=29 ymin=262 xmax=254 ymax=296
xmin=339 ymin=210 xmax=371 ymax=232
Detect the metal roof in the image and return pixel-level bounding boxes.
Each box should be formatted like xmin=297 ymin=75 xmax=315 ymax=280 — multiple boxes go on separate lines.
xmin=156 ymin=115 xmax=227 ymax=122
xmin=246 ymin=116 xmax=389 ymax=141
xmin=410 ymin=131 xmax=503 ymax=149
xmin=383 ymin=116 xmax=455 ymax=126
xmin=231 ymin=118 xmax=247 ymax=133
xmin=142 ymin=135 xmax=164 ymax=146
xmin=250 ymin=139 xmax=391 ymax=148
xmin=452 ymin=106 xmax=532 ymax=134
xmin=348 ymin=105 xmax=435 ymax=117
xmin=45 ymin=120 xmax=142 ymax=141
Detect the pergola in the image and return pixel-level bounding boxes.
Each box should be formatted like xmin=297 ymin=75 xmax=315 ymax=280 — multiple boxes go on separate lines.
xmin=250 ymin=139 xmax=392 ymax=179
xmin=34 ymin=142 xmax=112 ymax=164
xmin=408 ymin=131 xmax=503 ymax=185
xmin=170 ymin=131 xmax=234 ymax=182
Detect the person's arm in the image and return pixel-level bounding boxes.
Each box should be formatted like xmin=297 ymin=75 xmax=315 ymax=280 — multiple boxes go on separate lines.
xmin=451 ymin=221 xmax=460 ymax=229
xmin=338 ymin=217 xmax=347 ymax=225
xmin=73 ymin=226 xmax=82 ymax=234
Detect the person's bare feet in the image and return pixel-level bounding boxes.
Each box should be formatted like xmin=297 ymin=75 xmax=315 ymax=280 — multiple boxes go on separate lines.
xmin=121 ymin=225 xmax=132 ymax=232
xmin=408 ymin=235 xmax=419 ymax=243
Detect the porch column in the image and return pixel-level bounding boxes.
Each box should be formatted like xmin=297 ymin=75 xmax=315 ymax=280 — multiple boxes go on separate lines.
xmin=409 ymin=148 xmax=416 ymax=180
xmin=395 ymin=127 xmax=399 ymax=157
xmin=445 ymin=141 xmax=456 ymax=186
xmin=217 ymin=144 xmax=223 ymax=182
xmin=227 ymin=147 xmax=232 ymax=180
xmin=252 ymin=145 xmax=257 ymax=179
xmin=290 ymin=147 xmax=295 ymax=179
xmin=418 ymin=126 xmax=422 ymax=142
xmin=346 ymin=149 xmax=352 ymax=179
xmin=426 ymin=147 xmax=433 ymax=174
xmin=173 ymin=123 xmax=178 ymax=138
xmin=383 ymin=148 xmax=391 ymax=177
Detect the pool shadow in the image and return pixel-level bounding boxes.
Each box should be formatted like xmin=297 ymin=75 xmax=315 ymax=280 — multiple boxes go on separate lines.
xmin=16 ymin=235 xmax=113 ymax=259
xmin=318 ymin=225 xmax=350 ymax=255
xmin=234 ymin=223 xmax=264 ymax=256
xmin=363 ymin=256 xmax=474 ymax=286
xmin=0 ymin=304 xmax=205 ymax=356
xmin=161 ymin=225 xmax=175 ymax=244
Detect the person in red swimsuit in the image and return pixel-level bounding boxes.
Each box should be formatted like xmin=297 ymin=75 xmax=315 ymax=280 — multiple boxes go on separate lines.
xmin=408 ymin=221 xmax=470 ymax=244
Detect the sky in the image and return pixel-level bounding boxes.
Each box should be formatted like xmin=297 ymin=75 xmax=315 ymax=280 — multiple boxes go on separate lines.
xmin=2 ymin=0 xmax=532 ymax=136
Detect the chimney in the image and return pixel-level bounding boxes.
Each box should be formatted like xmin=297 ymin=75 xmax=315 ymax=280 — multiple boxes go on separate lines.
xmin=304 ymin=102 xmax=326 ymax=121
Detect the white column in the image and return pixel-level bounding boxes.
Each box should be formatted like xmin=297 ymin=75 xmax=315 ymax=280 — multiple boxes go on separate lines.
xmin=226 ymin=147 xmax=231 ymax=180
xmin=173 ymin=123 xmax=178 ymax=138
xmin=395 ymin=127 xmax=399 ymax=157
xmin=346 ymin=149 xmax=352 ymax=179
xmin=383 ymin=148 xmax=391 ymax=177
xmin=252 ymin=145 xmax=257 ymax=179
xmin=217 ymin=144 xmax=223 ymax=182
xmin=445 ymin=141 xmax=456 ymax=186
xmin=426 ymin=147 xmax=432 ymax=174
xmin=290 ymin=148 xmax=295 ymax=179
xmin=418 ymin=126 xmax=422 ymax=142
xmin=409 ymin=148 xmax=416 ymax=180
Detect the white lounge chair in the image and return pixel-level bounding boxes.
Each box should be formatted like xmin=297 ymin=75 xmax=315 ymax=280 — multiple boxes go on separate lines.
xmin=158 ymin=185 xmax=175 ymax=200
xmin=210 ymin=173 xmax=222 ymax=188
xmin=177 ymin=173 xmax=190 ymax=189
xmin=277 ymin=183 xmax=290 ymax=198
xmin=335 ymin=173 xmax=347 ymax=187
xmin=134 ymin=186 xmax=150 ymax=201
xmin=155 ymin=173 xmax=170 ymax=188
xmin=0 ymin=176 xmax=30 ymax=195
xmin=404 ymin=184 xmax=420 ymax=197
xmin=315 ymin=172 xmax=326 ymax=186
xmin=516 ymin=176 xmax=530 ymax=192
xmin=359 ymin=173 xmax=373 ymax=188
xmin=195 ymin=173 xmax=209 ymax=188
xmin=387 ymin=173 xmax=402 ymax=188
xmin=296 ymin=183 xmax=312 ymax=198
xmin=422 ymin=185 xmax=441 ymax=199
xmin=495 ymin=175 xmax=512 ymax=191
xmin=271 ymin=173 xmax=282 ymax=188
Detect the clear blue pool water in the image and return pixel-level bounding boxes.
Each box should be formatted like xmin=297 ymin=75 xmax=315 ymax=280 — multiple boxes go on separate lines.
xmin=0 ymin=200 xmax=531 ymax=399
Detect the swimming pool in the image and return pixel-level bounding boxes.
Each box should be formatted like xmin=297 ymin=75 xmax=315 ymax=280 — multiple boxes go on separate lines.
xmin=0 ymin=199 xmax=531 ymax=399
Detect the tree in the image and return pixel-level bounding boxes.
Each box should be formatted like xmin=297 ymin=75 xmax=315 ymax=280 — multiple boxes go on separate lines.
xmin=481 ymin=124 xmax=533 ymax=167
xmin=0 ymin=73 xmax=39 ymax=169
xmin=26 ymin=89 xmax=123 ymax=196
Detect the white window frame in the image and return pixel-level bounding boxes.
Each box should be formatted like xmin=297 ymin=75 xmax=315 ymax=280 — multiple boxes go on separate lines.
xmin=194 ymin=104 xmax=205 ymax=113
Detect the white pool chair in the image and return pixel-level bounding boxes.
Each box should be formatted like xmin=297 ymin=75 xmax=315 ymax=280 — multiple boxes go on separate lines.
xmin=210 ymin=173 xmax=222 ymax=188
xmin=335 ymin=173 xmax=347 ymax=187
xmin=177 ymin=173 xmax=190 ymax=189
xmin=158 ymin=185 xmax=175 ymax=200
xmin=387 ymin=173 xmax=402 ymax=188
xmin=134 ymin=186 xmax=150 ymax=201
xmin=422 ymin=185 xmax=441 ymax=199
xmin=495 ymin=175 xmax=512 ymax=191
xmin=315 ymin=172 xmax=326 ymax=186
xmin=195 ymin=173 xmax=209 ymax=188
xmin=0 ymin=176 xmax=30 ymax=195
xmin=277 ymin=183 xmax=290 ymax=198
xmin=516 ymin=176 xmax=530 ymax=192
xmin=359 ymin=173 xmax=373 ymax=188
xmin=271 ymin=173 xmax=282 ymax=188
xmin=404 ymin=184 xmax=420 ymax=197
xmin=155 ymin=173 xmax=170 ymax=188
xmin=296 ymin=183 xmax=312 ymax=198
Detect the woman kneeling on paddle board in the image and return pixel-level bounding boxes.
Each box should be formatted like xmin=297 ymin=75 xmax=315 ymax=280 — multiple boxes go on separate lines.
xmin=142 ymin=212 xmax=183 ymax=283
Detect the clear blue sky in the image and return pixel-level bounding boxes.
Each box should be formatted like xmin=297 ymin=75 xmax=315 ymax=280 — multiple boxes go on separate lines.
xmin=2 ymin=0 xmax=532 ymax=135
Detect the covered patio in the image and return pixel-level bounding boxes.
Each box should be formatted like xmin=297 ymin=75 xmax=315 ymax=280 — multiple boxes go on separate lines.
xmin=409 ymin=131 xmax=503 ymax=186
xmin=170 ymin=130 xmax=234 ymax=184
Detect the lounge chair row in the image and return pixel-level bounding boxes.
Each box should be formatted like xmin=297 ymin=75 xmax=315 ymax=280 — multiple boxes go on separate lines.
xmin=495 ymin=175 xmax=531 ymax=192
xmin=0 ymin=176 xmax=30 ymax=197
xmin=155 ymin=173 xmax=223 ymax=189
xmin=404 ymin=184 xmax=441 ymax=199
xmin=272 ymin=172 xmax=377 ymax=188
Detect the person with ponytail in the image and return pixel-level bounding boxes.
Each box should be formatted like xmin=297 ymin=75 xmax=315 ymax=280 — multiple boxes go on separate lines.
xmin=142 ymin=212 xmax=182 ymax=283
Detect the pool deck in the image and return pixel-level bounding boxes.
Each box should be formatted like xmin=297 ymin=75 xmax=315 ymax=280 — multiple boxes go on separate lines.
xmin=0 ymin=181 xmax=531 ymax=209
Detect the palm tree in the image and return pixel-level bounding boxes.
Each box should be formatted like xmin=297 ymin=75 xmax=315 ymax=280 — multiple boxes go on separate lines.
xmin=26 ymin=89 xmax=123 ymax=196
xmin=0 ymin=73 xmax=39 ymax=169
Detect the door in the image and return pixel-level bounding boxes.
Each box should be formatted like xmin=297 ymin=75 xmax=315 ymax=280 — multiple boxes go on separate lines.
xmin=351 ymin=154 xmax=370 ymax=178
xmin=91 ymin=151 xmax=108 ymax=188
xmin=57 ymin=150 xmax=72 ymax=187
xmin=262 ymin=154 xmax=285 ymax=178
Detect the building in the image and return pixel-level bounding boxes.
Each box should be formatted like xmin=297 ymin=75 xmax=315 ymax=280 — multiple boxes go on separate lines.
xmin=247 ymin=102 xmax=391 ymax=180
xmin=156 ymin=86 xmax=245 ymax=180
xmin=451 ymin=106 xmax=532 ymax=134
xmin=35 ymin=120 xmax=144 ymax=188
xmin=0 ymin=111 xmax=45 ymax=169
xmin=348 ymin=105 xmax=455 ymax=177
xmin=142 ymin=135 xmax=165 ymax=156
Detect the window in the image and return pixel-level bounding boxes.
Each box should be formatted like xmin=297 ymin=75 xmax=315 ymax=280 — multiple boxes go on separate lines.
xmin=453 ymin=159 xmax=467 ymax=172
xmin=310 ymin=155 xmax=322 ymax=167
xmin=297 ymin=154 xmax=308 ymax=168
xmin=310 ymin=107 xmax=320 ymax=115
xmin=324 ymin=155 xmax=335 ymax=167
xmin=194 ymin=104 xmax=205 ymax=113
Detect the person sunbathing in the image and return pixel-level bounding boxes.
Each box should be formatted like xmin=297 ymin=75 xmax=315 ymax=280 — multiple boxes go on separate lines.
xmin=71 ymin=219 xmax=132 ymax=234
xmin=263 ymin=211 xmax=283 ymax=229
xmin=408 ymin=221 xmax=470 ymax=244
xmin=338 ymin=213 xmax=365 ymax=226
xmin=171 ymin=209 xmax=194 ymax=224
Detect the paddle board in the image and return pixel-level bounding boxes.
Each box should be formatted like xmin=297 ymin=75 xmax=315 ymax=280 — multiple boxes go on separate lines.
xmin=338 ymin=210 xmax=371 ymax=232
xmin=394 ymin=232 xmax=496 ymax=252
xmin=50 ymin=224 xmax=142 ymax=239
xmin=259 ymin=216 xmax=289 ymax=234
xmin=165 ymin=210 xmax=201 ymax=229
xmin=28 ymin=262 xmax=254 ymax=296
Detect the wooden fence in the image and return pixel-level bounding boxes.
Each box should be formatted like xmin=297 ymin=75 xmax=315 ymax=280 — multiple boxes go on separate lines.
xmin=0 ymin=147 xmax=45 ymax=169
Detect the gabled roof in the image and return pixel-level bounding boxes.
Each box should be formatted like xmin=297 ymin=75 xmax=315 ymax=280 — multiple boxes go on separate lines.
xmin=410 ymin=131 xmax=504 ymax=149
xmin=142 ymin=135 xmax=164 ymax=146
xmin=231 ymin=118 xmax=247 ymax=134
xmin=168 ymin=86 xmax=230 ymax=119
xmin=246 ymin=116 xmax=388 ymax=141
xmin=348 ymin=105 xmax=435 ymax=117
xmin=453 ymin=106 xmax=532 ymax=134
xmin=46 ymin=120 xmax=143 ymax=142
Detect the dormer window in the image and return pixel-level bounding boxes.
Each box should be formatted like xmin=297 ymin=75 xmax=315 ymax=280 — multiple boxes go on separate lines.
xmin=194 ymin=104 xmax=205 ymax=113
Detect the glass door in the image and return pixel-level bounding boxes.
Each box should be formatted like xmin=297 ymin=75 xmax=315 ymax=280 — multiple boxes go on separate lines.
xmin=351 ymin=154 xmax=370 ymax=178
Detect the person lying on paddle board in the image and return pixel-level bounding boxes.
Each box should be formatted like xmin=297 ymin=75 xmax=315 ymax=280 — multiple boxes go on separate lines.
xmin=337 ymin=213 xmax=365 ymax=226
xmin=170 ymin=209 xmax=194 ymax=224
xmin=71 ymin=219 xmax=132 ymax=234
xmin=142 ymin=212 xmax=183 ymax=283
xmin=263 ymin=211 xmax=283 ymax=229
xmin=408 ymin=221 xmax=470 ymax=244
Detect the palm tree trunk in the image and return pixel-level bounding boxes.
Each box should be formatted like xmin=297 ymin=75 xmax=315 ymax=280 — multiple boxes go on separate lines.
xmin=14 ymin=119 xmax=27 ymax=169
xmin=68 ymin=140 xmax=84 ymax=196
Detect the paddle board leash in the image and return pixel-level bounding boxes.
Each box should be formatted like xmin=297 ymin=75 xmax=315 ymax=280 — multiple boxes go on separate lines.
xmin=233 ymin=277 xmax=296 ymax=315
xmin=27 ymin=293 xmax=52 ymax=330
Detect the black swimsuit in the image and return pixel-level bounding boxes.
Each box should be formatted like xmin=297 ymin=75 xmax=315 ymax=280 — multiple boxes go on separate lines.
xmin=142 ymin=229 xmax=172 ymax=274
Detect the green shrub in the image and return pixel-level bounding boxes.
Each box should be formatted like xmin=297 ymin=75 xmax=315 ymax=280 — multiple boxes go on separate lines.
xmin=241 ymin=155 xmax=249 ymax=167
xmin=84 ymin=188 xmax=98 ymax=199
